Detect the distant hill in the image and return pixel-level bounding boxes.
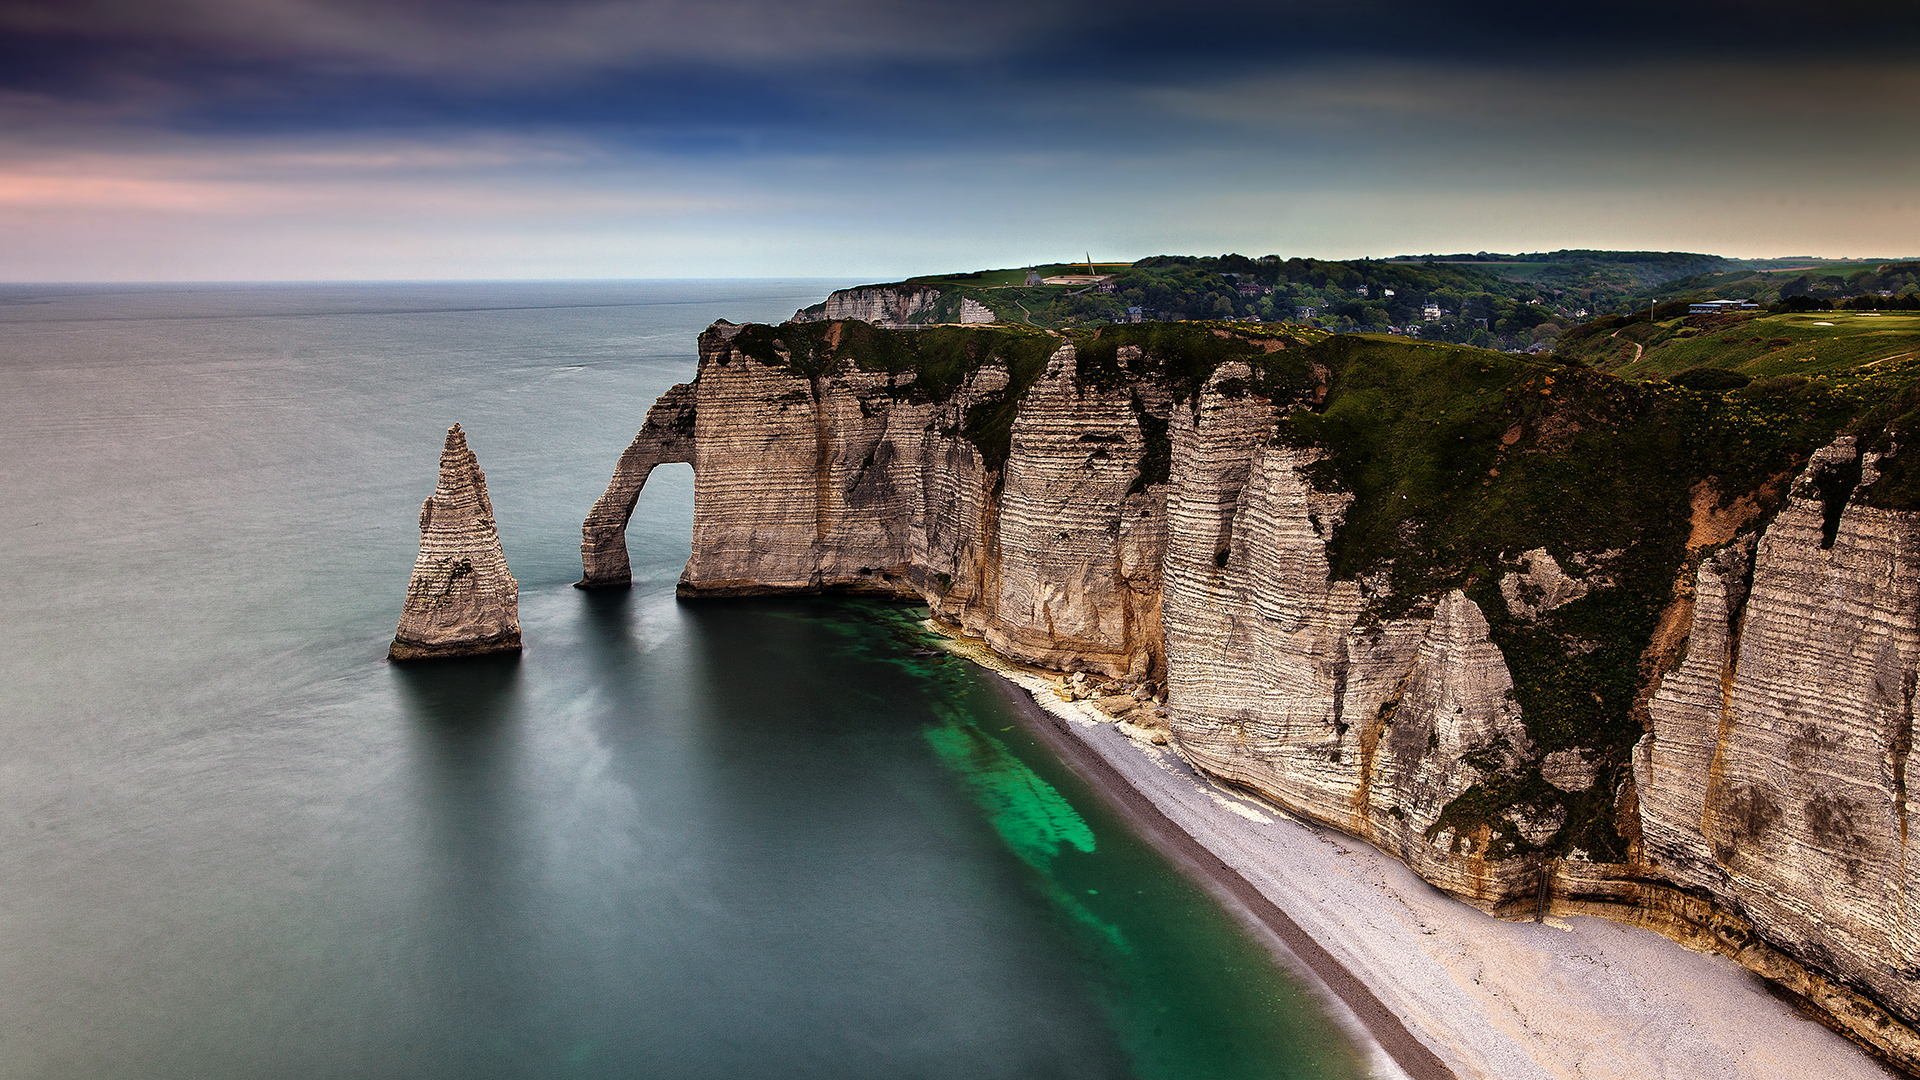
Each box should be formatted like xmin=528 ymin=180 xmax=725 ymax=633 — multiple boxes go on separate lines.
xmin=808 ymin=250 xmax=1910 ymax=353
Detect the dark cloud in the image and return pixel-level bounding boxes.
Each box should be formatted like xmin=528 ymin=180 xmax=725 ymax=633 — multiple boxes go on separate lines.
xmin=3 ymin=0 xmax=1915 ymax=157
xmin=9 ymin=0 xmax=1918 ymax=103
xmin=1 ymin=0 xmax=1915 ymax=279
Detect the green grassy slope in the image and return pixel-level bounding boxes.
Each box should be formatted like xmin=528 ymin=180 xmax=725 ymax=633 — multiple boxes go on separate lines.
xmin=1559 ymin=310 xmax=1920 ymax=383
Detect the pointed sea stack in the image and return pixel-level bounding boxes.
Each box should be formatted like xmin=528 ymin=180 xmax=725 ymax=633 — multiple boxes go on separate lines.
xmin=389 ymin=424 xmax=522 ymax=661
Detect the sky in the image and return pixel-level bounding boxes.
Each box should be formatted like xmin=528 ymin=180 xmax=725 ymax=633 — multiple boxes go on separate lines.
xmin=3 ymin=0 xmax=1918 ymax=281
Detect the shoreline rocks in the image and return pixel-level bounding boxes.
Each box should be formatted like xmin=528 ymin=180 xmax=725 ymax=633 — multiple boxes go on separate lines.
xmin=389 ymin=423 xmax=521 ymax=662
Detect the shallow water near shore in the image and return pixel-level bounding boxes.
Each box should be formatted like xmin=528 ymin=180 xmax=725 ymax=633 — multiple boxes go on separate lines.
xmin=0 ymin=280 xmax=1363 ymax=1079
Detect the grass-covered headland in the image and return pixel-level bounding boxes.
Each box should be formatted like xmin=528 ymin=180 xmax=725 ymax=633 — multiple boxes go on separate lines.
xmin=727 ymin=317 xmax=1920 ymax=860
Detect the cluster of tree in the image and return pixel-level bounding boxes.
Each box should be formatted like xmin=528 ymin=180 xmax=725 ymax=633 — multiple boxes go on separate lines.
xmin=1099 ymin=256 xmax=1583 ymax=350
xmin=1776 ymin=292 xmax=1920 ymax=313
xmin=1653 ymin=261 xmax=1920 ymax=308
xmin=1776 ymin=263 xmax=1920 ymax=302
xmin=919 ymin=252 xmax=1910 ymax=352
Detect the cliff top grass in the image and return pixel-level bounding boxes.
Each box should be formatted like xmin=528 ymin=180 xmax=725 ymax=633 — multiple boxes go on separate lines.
xmin=1557 ymin=309 xmax=1920 ymax=380
xmin=727 ymin=320 xmax=1060 ymax=399
xmin=1275 ymin=334 xmax=1878 ymax=858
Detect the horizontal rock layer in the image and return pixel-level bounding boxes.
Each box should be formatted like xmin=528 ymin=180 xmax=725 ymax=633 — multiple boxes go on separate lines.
xmin=792 ymin=284 xmax=995 ymax=328
xmin=391 ymin=424 xmax=520 ymax=661
xmin=584 ymin=321 xmax=1920 ymax=1071
xmin=1636 ymin=438 xmax=1920 ymax=1049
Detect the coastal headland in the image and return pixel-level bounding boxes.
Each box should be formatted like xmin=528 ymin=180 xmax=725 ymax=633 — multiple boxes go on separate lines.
xmin=579 ymin=309 xmax=1920 ymax=1074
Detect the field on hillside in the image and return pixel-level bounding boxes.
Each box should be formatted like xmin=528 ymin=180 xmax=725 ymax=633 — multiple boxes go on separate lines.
xmin=1604 ymin=311 xmax=1920 ymax=380
xmin=1558 ymin=311 xmax=1920 ymax=387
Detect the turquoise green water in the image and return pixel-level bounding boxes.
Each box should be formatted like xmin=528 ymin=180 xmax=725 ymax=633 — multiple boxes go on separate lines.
xmin=843 ymin=607 xmax=1364 ymax=1080
xmin=0 ymin=281 xmax=1364 ymax=1079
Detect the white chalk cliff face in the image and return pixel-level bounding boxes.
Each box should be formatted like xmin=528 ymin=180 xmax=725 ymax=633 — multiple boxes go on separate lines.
xmin=582 ymin=322 xmax=1920 ymax=1070
xmin=1636 ymin=437 xmax=1920 ymax=1043
xmin=1162 ymin=367 xmax=1540 ymax=902
xmin=792 ymin=284 xmax=996 ymax=328
xmin=391 ymin=424 xmax=520 ymax=661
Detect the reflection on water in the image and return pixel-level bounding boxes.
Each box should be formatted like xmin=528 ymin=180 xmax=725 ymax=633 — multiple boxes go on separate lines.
xmin=396 ymin=655 xmax=526 ymax=890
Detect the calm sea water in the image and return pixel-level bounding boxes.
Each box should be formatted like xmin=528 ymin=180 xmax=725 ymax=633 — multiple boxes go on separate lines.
xmin=0 ymin=281 xmax=1363 ymax=1080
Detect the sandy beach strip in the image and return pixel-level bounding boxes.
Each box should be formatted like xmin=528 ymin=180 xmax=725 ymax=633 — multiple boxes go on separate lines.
xmin=937 ymin=629 xmax=1897 ymax=1080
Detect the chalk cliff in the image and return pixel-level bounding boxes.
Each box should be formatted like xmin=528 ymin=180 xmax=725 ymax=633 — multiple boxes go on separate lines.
xmin=580 ymin=381 xmax=697 ymax=588
xmin=584 ymin=319 xmax=1920 ymax=1070
xmin=390 ymin=424 xmax=521 ymax=661
xmin=1634 ymin=436 xmax=1920 ymax=1049
xmin=794 ymin=284 xmax=995 ymax=327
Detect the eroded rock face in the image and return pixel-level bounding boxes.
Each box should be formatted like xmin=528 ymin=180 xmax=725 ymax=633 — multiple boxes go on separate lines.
xmin=1500 ymin=547 xmax=1592 ymax=620
xmin=989 ymin=345 xmax=1164 ymax=676
xmin=958 ymin=297 xmax=996 ymax=324
xmin=390 ymin=424 xmax=520 ymax=661
xmin=1161 ymin=378 xmax=1536 ymax=901
xmin=793 ymin=285 xmax=944 ymax=327
xmin=579 ymin=381 xmax=697 ymax=587
xmin=792 ymin=285 xmax=995 ymax=328
xmin=1636 ymin=437 xmax=1920 ymax=1030
xmin=583 ymin=324 xmax=1920 ymax=1065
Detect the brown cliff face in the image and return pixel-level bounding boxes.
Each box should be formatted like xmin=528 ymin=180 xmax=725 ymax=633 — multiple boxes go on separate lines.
xmin=583 ymin=321 xmax=1920 ymax=1069
xmin=390 ymin=424 xmax=520 ymax=661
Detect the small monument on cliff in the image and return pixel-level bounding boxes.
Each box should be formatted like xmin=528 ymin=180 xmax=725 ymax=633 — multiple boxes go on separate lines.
xmin=389 ymin=424 xmax=522 ymax=661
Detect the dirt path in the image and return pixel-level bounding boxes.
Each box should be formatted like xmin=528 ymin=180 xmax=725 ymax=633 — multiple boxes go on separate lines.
xmin=1607 ymin=327 xmax=1646 ymax=365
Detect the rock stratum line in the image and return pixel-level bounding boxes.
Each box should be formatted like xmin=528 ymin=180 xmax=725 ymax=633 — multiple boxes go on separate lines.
xmin=390 ymin=423 xmax=521 ymax=661
xmin=583 ymin=319 xmax=1920 ymax=1073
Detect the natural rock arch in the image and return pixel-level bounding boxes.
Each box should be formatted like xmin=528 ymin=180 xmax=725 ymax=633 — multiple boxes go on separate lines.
xmin=577 ymin=381 xmax=696 ymax=588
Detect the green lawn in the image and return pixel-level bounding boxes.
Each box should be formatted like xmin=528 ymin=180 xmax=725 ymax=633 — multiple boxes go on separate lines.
xmin=1609 ymin=311 xmax=1920 ymax=381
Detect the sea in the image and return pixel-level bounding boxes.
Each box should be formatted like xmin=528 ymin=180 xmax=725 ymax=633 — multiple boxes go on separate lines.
xmin=0 ymin=280 xmax=1364 ymax=1080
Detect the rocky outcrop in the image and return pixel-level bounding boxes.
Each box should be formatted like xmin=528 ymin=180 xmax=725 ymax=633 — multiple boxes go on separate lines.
xmin=578 ymin=380 xmax=697 ymax=587
xmin=390 ymin=424 xmax=520 ymax=661
xmin=1500 ymin=547 xmax=1595 ymax=620
xmin=583 ymin=321 xmax=1920 ymax=1068
xmin=793 ymin=284 xmax=995 ymax=327
xmin=794 ymin=285 xmax=942 ymax=327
